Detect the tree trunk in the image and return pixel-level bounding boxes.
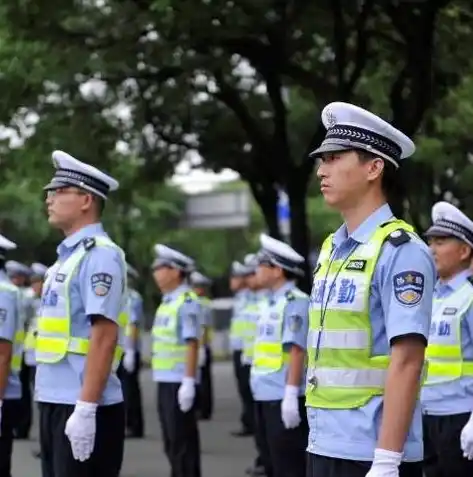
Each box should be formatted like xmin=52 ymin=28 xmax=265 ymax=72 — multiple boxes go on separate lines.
xmin=248 ymin=178 xmax=281 ymax=239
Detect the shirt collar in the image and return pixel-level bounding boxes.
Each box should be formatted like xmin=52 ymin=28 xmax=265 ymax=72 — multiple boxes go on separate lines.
xmin=163 ymin=283 xmax=190 ymax=302
xmin=57 ymin=223 xmax=107 ymax=256
xmin=436 ymin=268 xmax=472 ymax=293
xmin=333 ymin=203 xmax=394 ymax=247
xmin=272 ymin=280 xmax=295 ymax=297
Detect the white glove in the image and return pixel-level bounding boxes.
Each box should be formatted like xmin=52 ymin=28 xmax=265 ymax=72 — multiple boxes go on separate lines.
xmin=198 ymin=347 xmax=206 ymax=367
xmin=123 ymin=349 xmax=135 ymax=373
xmin=177 ymin=377 xmax=196 ymax=413
xmin=64 ymin=401 xmax=97 ymax=462
xmin=365 ymin=448 xmax=402 ymax=477
xmin=281 ymin=385 xmax=301 ymax=429
xmin=461 ymin=412 xmax=473 ymax=459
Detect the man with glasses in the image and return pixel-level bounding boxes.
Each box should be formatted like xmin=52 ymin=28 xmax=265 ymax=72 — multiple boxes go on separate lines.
xmin=36 ymin=150 xmax=127 ymax=477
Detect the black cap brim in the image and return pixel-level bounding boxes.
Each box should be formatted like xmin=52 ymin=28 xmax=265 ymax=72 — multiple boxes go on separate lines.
xmin=309 ymin=143 xmax=353 ymax=158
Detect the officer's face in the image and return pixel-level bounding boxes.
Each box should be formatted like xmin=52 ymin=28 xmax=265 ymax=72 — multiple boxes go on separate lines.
xmin=316 ymin=151 xmax=382 ymax=208
xmin=31 ymin=279 xmax=43 ymax=296
xmin=246 ymin=273 xmax=259 ymax=290
xmin=429 ymin=236 xmax=472 ymax=277
xmin=153 ymin=266 xmax=180 ymax=292
xmin=229 ymin=276 xmax=244 ymax=292
xmin=45 ymin=186 xmax=91 ymax=229
xmin=256 ymin=264 xmax=280 ymax=288
xmin=10 ymin=274 xmax=25 ymax=287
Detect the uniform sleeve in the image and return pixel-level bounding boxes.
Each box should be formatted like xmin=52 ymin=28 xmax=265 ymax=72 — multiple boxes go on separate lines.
xmin=0 ymin=290 xmax=18 ymax=342
xmin=463 ymin=304 xmax=473 ymax=342
xmin=130 ymin=294 xmax=144 ymax=326
xmin=178 ymin=299 xmax=201 ymax=341
xmin=80 ymin=246 xmax=126 ymax=323
xmin=379 ymin=240 xmax=435 ymax=343
xmin=282 ymin=296 xmax=310 ymax=349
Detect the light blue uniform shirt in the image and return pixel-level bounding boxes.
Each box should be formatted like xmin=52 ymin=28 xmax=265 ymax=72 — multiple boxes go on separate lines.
xmin=126 ymin=289 xmax=143 ymax=352
xmin=35 ymin=223 xmax=126 ymax=406
xmin=307 ymin=204 xmax=435 ymax=462
xmin=421 ymin=269 xmax=473 ymax=415
xmin=0 ymin=270 xmax=21 ymax=400
xmin=152 ymin=283 xmax=201 ymax=383
xmin=250 ymin=281 xmax=309 ymax=401
xmin=230 ymin=289 xmax=249 ymax=351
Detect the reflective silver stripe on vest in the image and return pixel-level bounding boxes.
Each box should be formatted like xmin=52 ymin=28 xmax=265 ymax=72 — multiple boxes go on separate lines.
xmin=307 ymin=367 xmax=387 ymax=388
xmin=308 ymin=329 xmax=370 ymax=350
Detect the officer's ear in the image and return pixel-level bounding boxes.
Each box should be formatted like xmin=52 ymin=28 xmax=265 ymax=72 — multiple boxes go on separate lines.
xmin=459 ymin=243 xmax=473 ymax=263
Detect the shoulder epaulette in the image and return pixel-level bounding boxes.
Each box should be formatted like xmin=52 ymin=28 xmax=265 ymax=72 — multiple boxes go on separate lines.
xmin=467 ymin=276 xmax=473 ymax=287
xmin=82 ymin=237 xmax=96 ymax=251
xmin=386 ymin=229 xmax=411 ymax=247
xmin=285 ymin=290 xmax=295 ymax=301
xmin=184 ymin=291 xmax=193 ymax=303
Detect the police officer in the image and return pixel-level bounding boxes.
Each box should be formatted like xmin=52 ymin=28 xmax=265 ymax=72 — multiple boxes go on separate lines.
xmin=190 ymin=270 xmax=214 ymax=421
xmin=0 ymin=236 xmax=24 ymax=477
xmin=37 ymin=150 xmax=127 ymax=477
xmin=421 ymin=202 xmax=473 ymax=476
xmin=250 ymin=233 xmax=309 ymax=477
xmin=307 ymin=102 xmax=435 ymax=477
xmin=121 ymin=263 xmax=144 ymax=438
xmin=26 ymin=262 xmax=48 ymax=460
xmin=152 ymin=244 xmax=201 ymax=477
xmin=241 ymin=253 xmax=269 ymax=477
xmin=229 ymin=261 xmax=255 ymax=437
xmin=6 ymin=260 xmax=35 ymax=439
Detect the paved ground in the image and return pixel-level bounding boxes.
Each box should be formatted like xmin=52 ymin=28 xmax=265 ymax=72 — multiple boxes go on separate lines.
xmin=12 ymin=361 xmax=256 ymax=477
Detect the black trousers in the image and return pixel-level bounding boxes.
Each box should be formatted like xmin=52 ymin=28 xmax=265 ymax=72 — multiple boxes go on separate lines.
xmin=39 ymin=402 xmax=125 ymax=477
xmin=14 ymin=358 xmax=33 ymax=437
xmin=254 ymin=398 xmax=308 ymax=477
xmin=0 ymin=399 xmax=21 ymax=477
xmin=232 ymin=350 xmax=254 ymax=432
xmin=198 ymin=346 xmax=214 ymax=420
xmin=119 ymin=351 xmax=144 ymax=436
xmin=423 ymin=413 xmax=473 ymax=477
xmin=306 ymin=453 xmax=423 ymax=477
xmin=157 ymin=382 xmax=201 ymax=477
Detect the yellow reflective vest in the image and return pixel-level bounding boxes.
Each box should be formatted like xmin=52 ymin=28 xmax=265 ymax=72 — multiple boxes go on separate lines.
xmin=306 ymin=219 xmax=420 ymax=409
xmin=36 ymin=236 xmax=127 ymax=369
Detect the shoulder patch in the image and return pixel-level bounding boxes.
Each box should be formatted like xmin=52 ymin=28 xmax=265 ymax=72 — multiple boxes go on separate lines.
xmin=468 ymin=276 xmax=473 ymax=286
xmin=83 ymin=238 xmax=96 ymax=251
xmin=91 ymin=273 xmax=113 ymax=296
xmin=393 ymin=271 xmax=424 ymax=306
xmin=285 ymin=290 xmax=295 ymax=301
xmin=386 ymin=229 xmax=411 ymax=247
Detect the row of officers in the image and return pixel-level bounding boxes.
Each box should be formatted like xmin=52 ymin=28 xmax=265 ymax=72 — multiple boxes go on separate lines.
xmin=0 ymin=101 xmax=473 ymax=477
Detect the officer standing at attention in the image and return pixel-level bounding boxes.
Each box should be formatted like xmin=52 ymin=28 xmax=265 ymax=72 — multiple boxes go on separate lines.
xmin=25 ymin=262 xmax=48 ymax=460
xmin=6 ymin=260 xmax=34 ymax=439
xmin=251 ymin=234 xmax=309 ymax=477
xmin=306 ymin=102 xmax=435 ymax=477
xmin=152 ymin=244 xmax=201 ymax=477
xmin=121 ymin=263 xmax=145 ymax=438
xmin=229 ymin=261 xmax=255 ymax=437
xmin=241 ymin=253 xmax=268 ymax=477
xmin=37 ymin=150 xmax=127 ymax=477
xmin=0 ymin=236 xmax=24 ymax=477
xmin=190 ymin=270 xmax=214 ymax=421
xmin=24 ymin=262 xmax=49 ymax=368
xmin=421 ymin=201 xmax=473 ymax=476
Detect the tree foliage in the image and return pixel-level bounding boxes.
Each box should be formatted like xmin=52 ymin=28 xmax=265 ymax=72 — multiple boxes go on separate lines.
xmin=0 ymin=0 xmax=471 ymax=294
